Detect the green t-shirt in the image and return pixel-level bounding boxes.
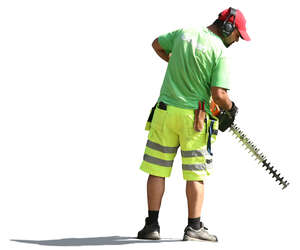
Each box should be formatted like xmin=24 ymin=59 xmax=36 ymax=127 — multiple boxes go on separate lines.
xmin=157 ymin=27 xmax=230 ymax=114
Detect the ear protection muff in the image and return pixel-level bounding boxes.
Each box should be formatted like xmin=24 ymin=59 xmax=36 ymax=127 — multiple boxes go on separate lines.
xmin=220 ymin=7 xmax=237 ymax=38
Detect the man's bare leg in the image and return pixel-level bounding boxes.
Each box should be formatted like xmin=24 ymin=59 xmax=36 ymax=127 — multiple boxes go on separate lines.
xmin=137 ymin=175 xmax=164 ymax=240
xmin=184 ymin=180 xmax=218 ymax=241
xmin=147 ymin=175 xmax=165 ymax=210
xmin=186 ymin=180 xmax=204 ymax=218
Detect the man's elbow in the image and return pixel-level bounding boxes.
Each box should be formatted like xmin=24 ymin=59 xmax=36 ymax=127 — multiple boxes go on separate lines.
xmin=152 ymin=38 xmax=166 ymax=54
xmin=211 ymin=87 xmax=227 ymax=103
xmin=152 ymin=38 xmax=159 ymax=50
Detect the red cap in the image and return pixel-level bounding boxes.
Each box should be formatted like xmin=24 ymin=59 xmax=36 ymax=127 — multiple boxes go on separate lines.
xmin=218 ymin=8 xmax=250 ymax=41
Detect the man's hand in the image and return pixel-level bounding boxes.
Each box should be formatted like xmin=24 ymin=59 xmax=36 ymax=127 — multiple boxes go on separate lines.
xmin=152 ymin=38 xmax=171 ymax=62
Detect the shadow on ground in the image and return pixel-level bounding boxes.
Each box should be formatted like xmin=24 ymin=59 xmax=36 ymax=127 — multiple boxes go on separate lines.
xmin=11 ymin=236 xmax=181 ymax=246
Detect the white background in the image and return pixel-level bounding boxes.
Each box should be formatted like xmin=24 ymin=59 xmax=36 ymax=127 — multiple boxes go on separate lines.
xmin=0 ymin=0 xmax=299 ymax=249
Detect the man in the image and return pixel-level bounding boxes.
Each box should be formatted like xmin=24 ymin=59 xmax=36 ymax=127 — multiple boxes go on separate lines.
xmin=137 ymin=7 xmax=250 ymax=242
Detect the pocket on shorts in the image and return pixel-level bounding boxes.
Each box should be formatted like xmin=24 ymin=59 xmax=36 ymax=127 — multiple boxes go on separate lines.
xmin=151 ymin=107 xmax=167 ymax=131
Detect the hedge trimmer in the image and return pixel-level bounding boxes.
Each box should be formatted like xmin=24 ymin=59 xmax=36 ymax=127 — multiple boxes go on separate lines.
xmin=210 ymin=101 xmax=290 ymax=189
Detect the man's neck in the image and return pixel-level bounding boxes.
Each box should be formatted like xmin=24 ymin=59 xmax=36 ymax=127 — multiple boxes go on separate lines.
xmin=207 ymin=24 xmax=223 ymax=39
xmin=207 ymin=24 xmax=229 ymax=47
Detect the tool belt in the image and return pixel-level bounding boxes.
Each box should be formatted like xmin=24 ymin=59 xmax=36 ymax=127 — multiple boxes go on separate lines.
xmin=146 ymin=101 xmax=208 ymax=133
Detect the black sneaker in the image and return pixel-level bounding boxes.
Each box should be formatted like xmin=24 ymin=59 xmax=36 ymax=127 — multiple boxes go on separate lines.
xmin=137 ymin=217 xmax=160 ymax=240
xmin=183 ymin=223 xmax=218 ymax=242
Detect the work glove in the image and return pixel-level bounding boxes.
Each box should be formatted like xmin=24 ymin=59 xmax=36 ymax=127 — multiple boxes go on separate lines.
xmin=218 ymin=102 xmax=238 ymax=132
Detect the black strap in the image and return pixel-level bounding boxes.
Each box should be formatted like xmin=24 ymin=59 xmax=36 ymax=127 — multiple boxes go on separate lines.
xmin=147 ymin=103 xmax=157 ymax=122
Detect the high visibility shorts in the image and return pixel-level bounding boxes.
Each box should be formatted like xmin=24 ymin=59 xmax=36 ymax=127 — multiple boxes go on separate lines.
xmin=140 ymin=104 xmax=219 ymax=181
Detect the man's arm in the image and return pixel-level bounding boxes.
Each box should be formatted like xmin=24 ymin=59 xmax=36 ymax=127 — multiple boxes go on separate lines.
xmin=152 ymin=38 xmax=171 ymax=62
xmin=211 ymin=86 xmax=239 ymax=132
xmin=211 ymin=86 xmax=233 ymax=110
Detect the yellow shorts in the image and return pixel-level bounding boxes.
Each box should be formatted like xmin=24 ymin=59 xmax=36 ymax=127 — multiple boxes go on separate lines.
xmin=140 ymin=103 xmax=219 ymax=181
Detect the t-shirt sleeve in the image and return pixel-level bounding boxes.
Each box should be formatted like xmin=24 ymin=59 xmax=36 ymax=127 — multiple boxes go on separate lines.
xmin=158 ymin=29 xmax=181 ymax=54
xmin=211 ymin=55 xmax=231 ymax=90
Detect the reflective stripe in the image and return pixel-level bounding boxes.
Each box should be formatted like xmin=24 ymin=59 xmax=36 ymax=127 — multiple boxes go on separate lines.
xmin=182 ymin=164 xmax=207 ymax=171
xmin=146 ymin=140 xmax=178 ymax=154
xmin=181 ymin=150 xmax=205 ymax=157
xmin=143 ymin=154 xmax=174 ymax=167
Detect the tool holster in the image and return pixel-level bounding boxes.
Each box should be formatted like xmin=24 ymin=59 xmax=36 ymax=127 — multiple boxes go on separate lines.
xmin=194 ymin=101 xmax=206 ymax=132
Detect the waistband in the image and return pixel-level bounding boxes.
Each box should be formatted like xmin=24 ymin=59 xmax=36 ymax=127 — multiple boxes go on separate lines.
xmin=157 ymin=102 xmax=218 ymax=121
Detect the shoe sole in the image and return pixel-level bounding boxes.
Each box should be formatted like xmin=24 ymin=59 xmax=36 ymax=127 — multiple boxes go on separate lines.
xmin=183 ymin=235 xmax=218 ymax=242
xmin=137 ymin=232 xmax=160 ymax=240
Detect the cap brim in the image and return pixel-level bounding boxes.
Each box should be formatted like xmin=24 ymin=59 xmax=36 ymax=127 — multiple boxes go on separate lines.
xmin=239 ymin=30 xmax=251 ymax=41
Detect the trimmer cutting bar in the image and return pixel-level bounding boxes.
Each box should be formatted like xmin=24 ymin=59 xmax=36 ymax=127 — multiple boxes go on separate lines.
xmin=229 ymin=123 xmax=289 ymax=189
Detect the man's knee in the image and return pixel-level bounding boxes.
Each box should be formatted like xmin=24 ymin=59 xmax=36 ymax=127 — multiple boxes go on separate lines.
xmin=187 ymin=180 xmax=204 ymax=184
xmin=149 ymin=174 xmax=165 ymax=180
